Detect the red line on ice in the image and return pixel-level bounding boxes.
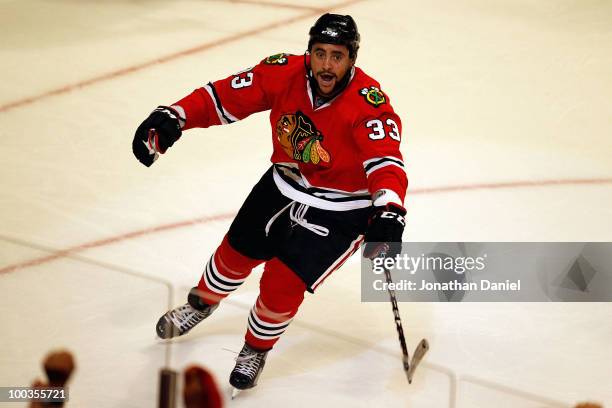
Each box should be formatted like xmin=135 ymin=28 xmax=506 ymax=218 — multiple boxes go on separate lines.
xmin=0 ymin=0 xmax=363 ymax=113
xmin=409 ymin=177 xmax=612 ymax=195
xmin=0 ymin=213 xmax=235 ymax=274
xmin=1 ymin=177 xmax=611 ymax=275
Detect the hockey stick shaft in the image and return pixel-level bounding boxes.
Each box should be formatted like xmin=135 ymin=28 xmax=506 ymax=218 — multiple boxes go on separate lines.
xmin=383 ymin=265 xmax=410 ymax=364
xmin=378 ymin=251 xmax=429 ymax=384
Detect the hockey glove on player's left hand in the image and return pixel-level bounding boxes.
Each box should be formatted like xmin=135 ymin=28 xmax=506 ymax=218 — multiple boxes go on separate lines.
xmin=132 ymin=106 xmax=183 ymax=167
xmin=363 ymin=203 xmax=406 ymax=259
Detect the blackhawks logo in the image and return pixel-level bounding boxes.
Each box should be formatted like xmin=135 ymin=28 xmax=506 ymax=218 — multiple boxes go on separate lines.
xmin=359 ymin=86 xmax=386 ymax=107
xmin=264 ymin=53 xmax=290 ymax=65
xmin=275 ymin=111 xmax=331 ymax=165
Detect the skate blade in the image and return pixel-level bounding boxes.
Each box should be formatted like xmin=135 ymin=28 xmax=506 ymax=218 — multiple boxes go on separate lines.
xmin=231 ymin=387 xmax=241 ymax=399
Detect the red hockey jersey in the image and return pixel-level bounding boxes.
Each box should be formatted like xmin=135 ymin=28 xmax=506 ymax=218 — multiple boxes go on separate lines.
xmin=173 ymin=53 xmax=407 ymax=211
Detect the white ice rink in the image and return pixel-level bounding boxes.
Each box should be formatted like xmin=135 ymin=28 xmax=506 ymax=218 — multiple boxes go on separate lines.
xmin=1 ymin=0 xmax=611 ymax=407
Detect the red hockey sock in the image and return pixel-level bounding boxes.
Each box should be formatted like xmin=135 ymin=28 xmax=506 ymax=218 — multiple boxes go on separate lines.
xmin=196 ymin=235 xmax=263 ymax=305
xmin=245 ymin=258 xmax=306 ymax=350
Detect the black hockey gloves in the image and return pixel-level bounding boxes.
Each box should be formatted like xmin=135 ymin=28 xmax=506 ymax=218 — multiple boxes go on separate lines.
xmin=363 ymin=203 xmax=406 ymax=259
xmin=132 ymin=106 xmax=183 ymax=167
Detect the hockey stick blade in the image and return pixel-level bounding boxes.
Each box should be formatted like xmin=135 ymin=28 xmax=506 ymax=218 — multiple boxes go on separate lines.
xmin=406 ymin=338 xmax=429 ymax=384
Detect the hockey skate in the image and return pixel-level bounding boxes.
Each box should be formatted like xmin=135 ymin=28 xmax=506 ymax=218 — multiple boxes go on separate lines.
xmin=229 ymin=343 xmax=269 ymax=398
xmin=156 ymin=287 xmax=218 ymax=339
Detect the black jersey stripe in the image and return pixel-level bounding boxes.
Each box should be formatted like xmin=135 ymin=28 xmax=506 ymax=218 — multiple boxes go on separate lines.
xmin=363 ymin=157 xmax=404 ymax=173
xmin=247 ymin=322 xmax=284 ymax=338
xmin=249 ymin=310 xmax=291 ymax=331
xmin=248 ymin=318 xmax=288 ymax=337
xmin=204 ymin=267 xmax=233 ymax=293
xmin=275 ymin=163 xmax=301 ymax=177
xmin=308 ymin=187 xmax=369 ymax=197
xmin=274 ymin=165 xmax=371 ymax=203
xmin=310 ymin=192 xmax=371 ymax=202
xmin=207 ymin=82 xmax=235 ymax=124
xmin=275 ymin=164 xmax=368 ymax=197
xmin=206 ymin=260 xmax=242 ymax=288
xmin=205 ymin=261 xmax=238 ymax=293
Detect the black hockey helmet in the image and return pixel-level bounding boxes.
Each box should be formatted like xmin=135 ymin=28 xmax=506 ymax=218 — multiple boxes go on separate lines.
xmin=308 ymin=13 xmax=360 ymax=59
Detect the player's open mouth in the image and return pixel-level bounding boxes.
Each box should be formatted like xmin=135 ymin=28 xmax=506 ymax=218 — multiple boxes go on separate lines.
xmin=318 ymin=73 xmax=335 ymax=86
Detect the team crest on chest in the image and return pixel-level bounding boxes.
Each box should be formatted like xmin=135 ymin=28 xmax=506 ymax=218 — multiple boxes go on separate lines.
xmin=275 ymin=111 xmax=331 ymax=165
xmin=359 ymin=86 xmax=386 ymax=107
xmin=264 ymin=53 xmax=291 ymax=65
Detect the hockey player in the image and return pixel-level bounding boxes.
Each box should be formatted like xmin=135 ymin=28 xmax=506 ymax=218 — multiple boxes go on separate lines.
xmin=132 ymin=13 xmax=407 ymax=394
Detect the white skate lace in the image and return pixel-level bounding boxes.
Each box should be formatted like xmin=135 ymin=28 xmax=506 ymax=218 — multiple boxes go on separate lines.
xmin=168 ymin=305 xmax=205 ymax=331
xmin=234 ymin=351 xmax=263 ymax=379
xmin=264 ymin=201 xmax=329 ymax=237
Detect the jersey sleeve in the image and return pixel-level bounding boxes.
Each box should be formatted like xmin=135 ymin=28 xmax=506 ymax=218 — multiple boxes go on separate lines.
xmin=354 ymin=103 xmax=408 ymax=206
xmin=171 ymin=59 xmax=274 ymax=130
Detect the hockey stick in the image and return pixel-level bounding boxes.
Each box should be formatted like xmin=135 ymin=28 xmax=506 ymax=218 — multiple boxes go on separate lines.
xmin=378 ymin=250 xmax=429 ymax=384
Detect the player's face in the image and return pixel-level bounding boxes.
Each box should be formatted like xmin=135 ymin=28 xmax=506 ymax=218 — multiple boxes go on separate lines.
xmin=310 ymin=43 xmax=353 ymax=96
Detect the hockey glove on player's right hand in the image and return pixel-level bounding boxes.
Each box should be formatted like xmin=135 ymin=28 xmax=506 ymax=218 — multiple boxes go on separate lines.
xmin=132 ymin=106 xmax=183 ymax=167
xmin=363 ymin=203 xmax=406 ymax=259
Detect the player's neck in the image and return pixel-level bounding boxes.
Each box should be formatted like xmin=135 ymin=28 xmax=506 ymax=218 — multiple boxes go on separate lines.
xmin=313 ymin=93 xmax=331 ymax=108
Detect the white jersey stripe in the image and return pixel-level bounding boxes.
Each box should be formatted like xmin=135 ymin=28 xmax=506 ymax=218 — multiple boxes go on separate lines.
xmin=365 ymin=161 xmax=405 ymax=177
xmin=273 ymin=167 xmax=372 ymax=211
xmin=210 ymin=256 xmax=247 ymax=284
xmin=248 ymin=315 xmax=288 ymax=336
xmin=203 ymin=84 xmax=228 ymax=125
xmin=250 ymin=306 xmax=293 ymax=329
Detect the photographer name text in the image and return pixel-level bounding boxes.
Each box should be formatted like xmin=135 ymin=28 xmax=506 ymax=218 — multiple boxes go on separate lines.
xmin=373 ymin=279 xmax=521 ymax=292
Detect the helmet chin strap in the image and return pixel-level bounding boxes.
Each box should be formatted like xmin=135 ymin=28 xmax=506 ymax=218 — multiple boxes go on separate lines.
xmin=303 ymin=52 xmax=355 ymax=101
